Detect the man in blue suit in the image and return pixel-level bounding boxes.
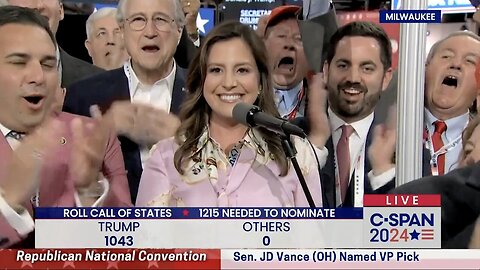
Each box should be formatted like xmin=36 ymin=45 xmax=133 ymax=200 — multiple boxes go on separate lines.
xmin=63 ymin=0 xmax=187 ymax=203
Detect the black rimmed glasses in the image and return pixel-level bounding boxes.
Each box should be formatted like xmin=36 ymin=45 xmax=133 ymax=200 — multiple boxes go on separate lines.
xmin=125 ymin=14 xmax=175 ymax=32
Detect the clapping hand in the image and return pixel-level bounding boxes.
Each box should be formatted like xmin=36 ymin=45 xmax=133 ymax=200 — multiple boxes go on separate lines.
xmin=306 ymin=72 xmax=330 ymax=148
xmin=368 ymin=106 xmax=397 ymax=176
xmin=2 ymin=119 xmax=65 ymax=207
xmin=70 ymin=105 xmax=112 ymax=190
xmin=106 ymin=101 xmax=181 ymax=146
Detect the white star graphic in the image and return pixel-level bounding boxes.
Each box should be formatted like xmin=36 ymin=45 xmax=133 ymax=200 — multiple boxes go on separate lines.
xmin=106 ymin=261 xmax=119 ymax=269
xmin=21 ymin=261 xmax=33 ymax=269
xmin=196 ymin=13 xmax=209 ymax=35
xmin=63 ymin=261 xmax=76 ymax=269
xmin=147 ymin=261 xmax=159 ymax=269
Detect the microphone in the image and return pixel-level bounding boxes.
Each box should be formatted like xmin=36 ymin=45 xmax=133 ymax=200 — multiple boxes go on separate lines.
xmin=232 ymin=103 xmax=306 ymax=138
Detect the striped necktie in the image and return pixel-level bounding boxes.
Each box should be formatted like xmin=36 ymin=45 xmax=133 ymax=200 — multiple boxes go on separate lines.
xmin=6 ymin=130 xmax=25 ymax=141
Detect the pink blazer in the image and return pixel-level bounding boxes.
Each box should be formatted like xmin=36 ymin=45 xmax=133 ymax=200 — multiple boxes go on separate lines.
xmin=136 ymin=137 xmax=322 ymax=207
xmin=0 ymin=112 xmax=132 ymax=247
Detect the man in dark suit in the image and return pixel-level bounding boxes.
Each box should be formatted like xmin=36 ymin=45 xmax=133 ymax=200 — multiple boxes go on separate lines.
xmin=313 ymin=22 xmax=394 ymax=208
xmin=3 ymin=0 xmax=104 ymax=88
xmin=392 ymin=165 xmax=480 ymax=248
xmin=297 ymin=21 xmax=433 ymax=208
xmin=63 ymin=0 xmax=188 ymax=204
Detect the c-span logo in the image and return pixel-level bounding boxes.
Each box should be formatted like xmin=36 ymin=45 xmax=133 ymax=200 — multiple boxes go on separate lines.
xmin=380 ymin=10 xmax=441 ymax=23
xmin=363 ymin=195 xmax=441 ymax=248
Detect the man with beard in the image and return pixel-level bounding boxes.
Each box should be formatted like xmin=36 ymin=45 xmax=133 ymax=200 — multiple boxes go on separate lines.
xmin=320 ymin=21 xmax=395 ymax=208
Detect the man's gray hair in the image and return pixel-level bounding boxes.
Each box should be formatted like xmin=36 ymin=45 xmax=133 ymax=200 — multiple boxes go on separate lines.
xmin=116 ymin=0 xmax=185 ymax=29
xmin=426 ymin=30 xmax=480 ymax=64
xmin=86 ymin=7 xmax=118 ymax=39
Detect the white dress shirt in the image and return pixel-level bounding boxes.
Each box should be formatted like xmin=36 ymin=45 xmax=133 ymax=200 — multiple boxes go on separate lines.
xmin=123 ymin=59 xmax=177 ymax=166
xmin=0 ymin=124 xmax=34 ymax=237
xmin=424 ymin=109 xmax=469 ymax=173
xmin=329 ymin=108 xmax=394 ymax=206
xmin=366 ymin=109 xmax=469 ymax=189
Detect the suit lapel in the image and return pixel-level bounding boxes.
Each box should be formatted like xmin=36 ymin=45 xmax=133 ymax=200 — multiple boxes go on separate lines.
xmin=170 ymin=67 xmax=186 ymax=115
xmin=321 ymin=137 xmax=336 ymax=208
xmin=465 ymin=163 xmax=480 ymax=191
xmin=363 ymin=118 xmax=376 ymax=193
xmin=118 ymin=68 xmax=141 ymax=198
xmin=113 ymin=68 xmax=131 ymax=101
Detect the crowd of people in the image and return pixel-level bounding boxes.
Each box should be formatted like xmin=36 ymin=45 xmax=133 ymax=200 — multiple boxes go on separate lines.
xmin=0 ymin=0 xmax=479 ymax=249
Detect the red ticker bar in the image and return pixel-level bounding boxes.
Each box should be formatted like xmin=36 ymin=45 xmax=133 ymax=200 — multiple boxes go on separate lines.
xmin=0 ymin=249 xmax=220 ymax=269
xmin=364 ymin=194 xmax=441 ymax=207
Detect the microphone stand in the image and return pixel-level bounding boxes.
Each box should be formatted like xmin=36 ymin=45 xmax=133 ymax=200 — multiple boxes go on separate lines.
xmin=281 ymin=135 xmax=316 ymax=208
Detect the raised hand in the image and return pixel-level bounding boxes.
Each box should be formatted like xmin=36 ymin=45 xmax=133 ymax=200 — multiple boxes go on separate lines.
xmin=368 ymin=106 xmax=397 ymax=176
xmin=469 ymin=217 xmax=480 ymax=248
xmin=2 ymin=119 xmax=65 ymax=207
xmin=70 ymin=105 xmax=112 ymax=189
xmin=306 ymin=72 xmax=330 ymax=147
xmin=181 ymin=0 xmax=201 ymax=37
xmin=106 ymin=101 xmax=181 ymax=146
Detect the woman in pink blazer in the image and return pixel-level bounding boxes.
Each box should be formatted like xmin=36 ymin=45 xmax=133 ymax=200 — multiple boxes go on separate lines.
xmin=136 ymin=21 xmax=323 ymax=207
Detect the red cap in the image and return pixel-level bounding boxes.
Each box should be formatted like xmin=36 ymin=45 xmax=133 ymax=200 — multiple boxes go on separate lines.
xmin=265 ymin=5 xmax=301 ymax=30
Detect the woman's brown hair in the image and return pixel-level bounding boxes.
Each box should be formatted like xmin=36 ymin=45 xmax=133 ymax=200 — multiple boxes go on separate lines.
xmin=173 ymin=20 xmax=289 ymax=176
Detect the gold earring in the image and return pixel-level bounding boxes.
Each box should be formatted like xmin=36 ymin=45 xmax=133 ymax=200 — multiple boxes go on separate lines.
xmin=258 ymin=85 xmax=263 ymax=94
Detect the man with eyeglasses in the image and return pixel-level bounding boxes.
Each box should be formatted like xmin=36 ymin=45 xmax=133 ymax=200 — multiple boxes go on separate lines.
xmin=63 ymin=0 xmax=186 ymax=204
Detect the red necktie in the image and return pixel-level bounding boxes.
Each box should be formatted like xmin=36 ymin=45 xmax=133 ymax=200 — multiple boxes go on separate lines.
xmin=432 ymin=120 xmax=447 ymax=175
xmin=337 ymin=125 xmax=354 ymax=202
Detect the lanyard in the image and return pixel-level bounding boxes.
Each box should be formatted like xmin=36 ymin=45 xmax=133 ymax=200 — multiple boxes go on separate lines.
xmin=228 ymin=142 xmax=244 ymax=167
xmin=284 ymin=87 xmax=306 ymax=120
xmin=124 ymin=62 xmax=135 ymax=99
xmin=425 ymin=127 xmax=463 ymax=176
xmin=334 ymin=139 xmax=366 ymax=207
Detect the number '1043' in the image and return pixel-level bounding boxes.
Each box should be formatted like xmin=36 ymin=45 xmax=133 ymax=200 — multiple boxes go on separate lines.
xmin=105 ymin=235 xmax=134 ymax=246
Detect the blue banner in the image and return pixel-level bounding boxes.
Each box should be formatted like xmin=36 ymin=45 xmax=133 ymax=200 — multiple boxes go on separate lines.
xmin=380 ymin=10 xmax=441 ymax=23
xmin=392 ymin=0 xmax=476 ymax=13
xmin=198 ymin=8 xmax=215 ymax=36
xmin=35 ymin=207 xmax=363 ymax=219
